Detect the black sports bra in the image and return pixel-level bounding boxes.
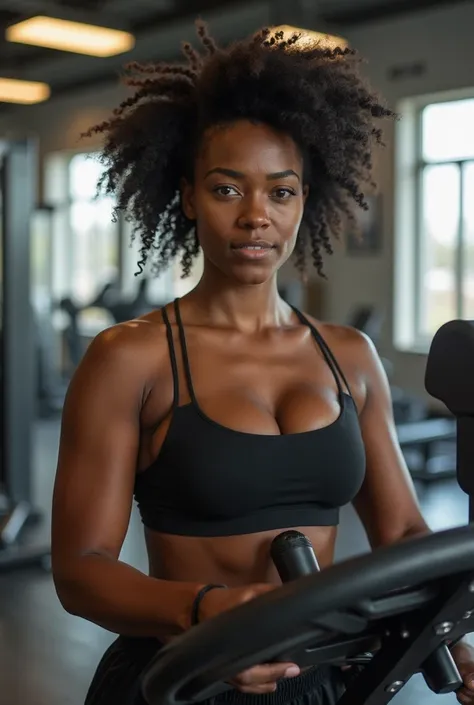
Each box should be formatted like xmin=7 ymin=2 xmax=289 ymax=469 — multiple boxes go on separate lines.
xmin=134 ymin=299 xmax=366 ymax=537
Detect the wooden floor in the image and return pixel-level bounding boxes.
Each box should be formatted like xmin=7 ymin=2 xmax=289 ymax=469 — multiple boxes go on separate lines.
xmin=0 ymin=417 xmax=469 ymax=705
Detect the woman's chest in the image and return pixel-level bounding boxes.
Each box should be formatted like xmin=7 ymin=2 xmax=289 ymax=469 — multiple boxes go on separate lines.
xmin=146 ymin=325 xmax=360 ymax=435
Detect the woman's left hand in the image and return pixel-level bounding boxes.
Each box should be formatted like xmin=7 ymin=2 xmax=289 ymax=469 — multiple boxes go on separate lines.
xmin=452 ymin=641 xmax=474 ymax=703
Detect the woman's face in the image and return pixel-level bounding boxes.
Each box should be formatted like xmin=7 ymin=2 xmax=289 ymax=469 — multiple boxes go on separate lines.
xmin=182 ymin=120 xmax=308 ymax=285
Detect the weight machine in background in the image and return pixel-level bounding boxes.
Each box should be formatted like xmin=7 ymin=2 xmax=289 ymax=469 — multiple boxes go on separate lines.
xmin=0 ymin=138 xmax=49 ymax=571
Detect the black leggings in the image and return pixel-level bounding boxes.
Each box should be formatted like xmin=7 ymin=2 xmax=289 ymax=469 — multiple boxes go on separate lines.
xmin=84 ymin=636 xmax=347 ymax=705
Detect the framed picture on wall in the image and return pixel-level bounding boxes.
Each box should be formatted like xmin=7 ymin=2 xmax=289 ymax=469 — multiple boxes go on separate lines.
xmin=346 ymin=194 xmax=383 ymax=256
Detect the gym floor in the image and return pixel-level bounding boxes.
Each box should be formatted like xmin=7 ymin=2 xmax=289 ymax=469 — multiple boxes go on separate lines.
xmin=0 ymin=417 xmax=468 ymax=705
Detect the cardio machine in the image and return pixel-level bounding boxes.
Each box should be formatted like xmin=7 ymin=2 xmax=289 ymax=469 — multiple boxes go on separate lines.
xmin=140 ymin=320 xmax=474 ymax=705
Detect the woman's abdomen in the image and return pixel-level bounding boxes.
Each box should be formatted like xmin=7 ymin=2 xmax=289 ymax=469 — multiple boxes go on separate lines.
xmin=145 ymin=525 xmax=337 ymax=585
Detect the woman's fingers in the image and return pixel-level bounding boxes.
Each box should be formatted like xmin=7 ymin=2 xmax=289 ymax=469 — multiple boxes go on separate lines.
xmin=229 ymin=662 xmax=300 ymax=693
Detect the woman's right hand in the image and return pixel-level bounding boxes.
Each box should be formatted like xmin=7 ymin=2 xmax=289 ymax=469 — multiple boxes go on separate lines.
xmin=199 ymin=585 xmax=301 ymax=694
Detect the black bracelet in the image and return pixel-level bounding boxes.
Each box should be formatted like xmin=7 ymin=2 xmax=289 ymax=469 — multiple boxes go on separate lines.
xmin=191 ymin=583 xmax=227 ymax=626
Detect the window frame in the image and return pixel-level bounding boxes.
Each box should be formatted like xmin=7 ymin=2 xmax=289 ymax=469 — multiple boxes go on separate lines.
xmin=394 ymin=88 xmax=474 ymax=353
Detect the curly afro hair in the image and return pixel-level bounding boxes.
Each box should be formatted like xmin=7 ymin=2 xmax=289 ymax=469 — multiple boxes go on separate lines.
xmin=85 ymin=21 xmax=395 ymax=278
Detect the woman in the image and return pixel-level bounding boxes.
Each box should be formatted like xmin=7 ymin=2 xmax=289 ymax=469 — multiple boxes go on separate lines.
xmin=51 ymin=22 xmax=474 ymax=705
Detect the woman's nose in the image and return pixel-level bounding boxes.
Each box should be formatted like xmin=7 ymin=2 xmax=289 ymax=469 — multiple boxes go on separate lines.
xmin=236 ymin=197 xmax=271 ymax=230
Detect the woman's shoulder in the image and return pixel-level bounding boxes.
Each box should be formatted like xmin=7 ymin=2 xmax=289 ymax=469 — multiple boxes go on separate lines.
xmin=82 ymin=307 xmax=172 ymax=377
xmin=302 ymin=312 xmax=375 ymax=361
xmin=63 ymin=306 xmax=178 ymax=430
xmin=301 ymin=313 xmax=384 ymax=410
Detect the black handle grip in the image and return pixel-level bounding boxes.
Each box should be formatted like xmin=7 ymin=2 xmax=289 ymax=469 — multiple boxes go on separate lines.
xmin=422 ymin=644 xmax=463 ymax=694
xmin=270 ymin=530 xmax=320 ymax=583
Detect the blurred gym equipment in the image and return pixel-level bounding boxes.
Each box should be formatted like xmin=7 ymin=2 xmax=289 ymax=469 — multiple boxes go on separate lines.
xmin=348 ymin=304 xmax=456 ymax=482
xmin=58 ymin=278 xmax=164 ymax=372
xmin=0 ymin=139 xmax=50 ymax=571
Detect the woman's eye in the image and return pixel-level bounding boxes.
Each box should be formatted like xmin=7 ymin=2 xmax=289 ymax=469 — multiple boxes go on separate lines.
xmin=214 ymin=185 xmax=239 ymax=197
xmin=273 ymin=188 xmax=296 ymax=200
xmin=213 ymin=185 xmax=296 ymax=199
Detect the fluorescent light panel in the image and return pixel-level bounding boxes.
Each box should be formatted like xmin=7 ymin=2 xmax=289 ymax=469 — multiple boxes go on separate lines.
xmin=6 ymin=15 xmax=135 ymax=57
xmin=274 ymin=25 xmax=348 ymax=50
xmin=0 ymin=77 xmax=50 ymax=104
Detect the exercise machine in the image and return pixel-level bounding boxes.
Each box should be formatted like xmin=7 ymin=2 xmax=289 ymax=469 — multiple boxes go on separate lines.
xmin=425 ymin=319 xmax=474 ymax=517
xmin=0 ymin=139 xmax=50 ymax=571
xmin=139 ymin=319 xmax=474 ymax=705
xmin=346 ymin=305 xmax=384 ymax=347
xmin=141 ymin=526 xmax=474 ymax=705
xmin=397 ymin=416 xmax=456 ymax=482
xmin=59 ymin=278 xmax=162 ymax=372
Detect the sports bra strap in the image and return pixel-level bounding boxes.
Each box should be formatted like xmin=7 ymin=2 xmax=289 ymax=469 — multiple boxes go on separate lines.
xmin=165 ymin=299 xmax=351 ymax=407
xmin=290 ymin=306 xmax=353 ymax=400
xmin=173 ymin=298 xmax=198 ymax=405
xmin=161 ymin=306 xmax=180 ymax=407
xmin=314 ymin=333 xmax=354 ymax=399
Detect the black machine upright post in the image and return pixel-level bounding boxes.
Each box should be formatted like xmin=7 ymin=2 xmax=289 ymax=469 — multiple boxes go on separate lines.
xmin=455 ymin=416 xmax=474 ymax=522
xmin=1 ymin=140 xmax=35 ymax=502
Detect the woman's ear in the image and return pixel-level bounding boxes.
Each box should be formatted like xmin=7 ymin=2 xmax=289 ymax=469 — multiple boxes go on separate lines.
xmin=181 ymin=178 xmax=196 ymax=220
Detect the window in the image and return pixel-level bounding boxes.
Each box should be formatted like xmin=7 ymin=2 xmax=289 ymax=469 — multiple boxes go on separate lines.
xmin=44 ymin=151 xmax=120 ymax=305
xmin=394 ymin=94 xmax=474 ymax=351
xmin=68 ymin=153 xmax=119 ymax=303
xmin=121 ymin=220 xmax=203 ymax=303
xmin=44 ymin=150 xmax=202 ymax=315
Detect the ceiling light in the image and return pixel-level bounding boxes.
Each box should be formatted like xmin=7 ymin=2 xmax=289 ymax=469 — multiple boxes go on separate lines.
xmin=6 ymin=16 xmax=135 ymax=57
xmin=273 ymin=25 xmax=348 ymax=50
xmin=0 ymin=77 xmax=50 ymax=104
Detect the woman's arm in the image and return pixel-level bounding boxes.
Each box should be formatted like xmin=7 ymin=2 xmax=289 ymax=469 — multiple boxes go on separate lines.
xmin=349 ymin=332 xmax=430 ymax=547
xmin=51 ymin=324 xmax=203 ymax=639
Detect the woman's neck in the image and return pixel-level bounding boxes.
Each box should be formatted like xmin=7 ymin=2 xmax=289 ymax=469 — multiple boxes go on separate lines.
xmin=186 ymin=268 xmax=291 ymax=333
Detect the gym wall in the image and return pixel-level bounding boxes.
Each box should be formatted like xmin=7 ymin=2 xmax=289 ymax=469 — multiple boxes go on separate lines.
xmin=0 ymin=0 xmax=471 ymax=401
xmin=324 ymin=1 xmax=474 ymax=399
